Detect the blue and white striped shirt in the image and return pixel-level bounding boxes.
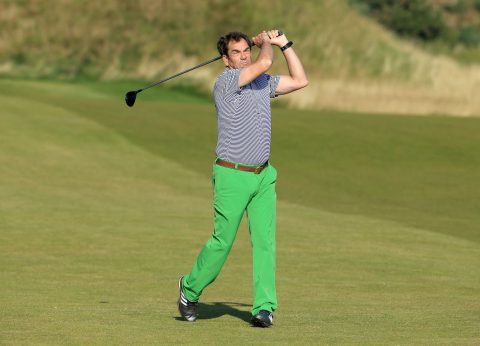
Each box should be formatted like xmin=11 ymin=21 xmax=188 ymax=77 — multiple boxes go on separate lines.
xmin=214 ymin=67 xmax=280 ymax=165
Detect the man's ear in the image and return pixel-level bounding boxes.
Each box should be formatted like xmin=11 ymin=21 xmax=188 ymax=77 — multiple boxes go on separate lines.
xmin=222 ymin=55 xmax=229 ymax=67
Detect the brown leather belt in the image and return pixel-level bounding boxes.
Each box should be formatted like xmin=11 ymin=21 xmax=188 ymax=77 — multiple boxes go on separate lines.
xmin=216 ymin=159 xmax=268 ymax=174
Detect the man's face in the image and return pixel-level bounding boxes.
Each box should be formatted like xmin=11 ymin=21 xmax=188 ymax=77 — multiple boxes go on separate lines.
xmin=223 ymin=38 xmax=252 ymax=69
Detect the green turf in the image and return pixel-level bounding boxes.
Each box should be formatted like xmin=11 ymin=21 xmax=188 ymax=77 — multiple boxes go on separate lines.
xmin=0 ymin=79 xmax=479 ymax=344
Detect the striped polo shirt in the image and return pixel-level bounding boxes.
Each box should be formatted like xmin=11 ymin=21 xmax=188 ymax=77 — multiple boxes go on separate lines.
xmin=214 ymin=67 xmax=280 ymax=166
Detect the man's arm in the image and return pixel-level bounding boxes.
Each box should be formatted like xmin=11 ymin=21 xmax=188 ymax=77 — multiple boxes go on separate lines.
xmin=270 ymin=32 xmax=308 ymax=95
xmin=238 ymin=31 xmax=274 ymax=87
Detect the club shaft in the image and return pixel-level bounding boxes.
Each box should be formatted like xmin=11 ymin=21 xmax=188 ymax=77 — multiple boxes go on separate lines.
xmin=139 ymin=55 xmax=222 ymax=92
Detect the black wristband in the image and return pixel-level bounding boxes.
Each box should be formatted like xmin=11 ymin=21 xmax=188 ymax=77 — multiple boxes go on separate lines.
xmin=280 ymin=41 xmax=293 ymax=52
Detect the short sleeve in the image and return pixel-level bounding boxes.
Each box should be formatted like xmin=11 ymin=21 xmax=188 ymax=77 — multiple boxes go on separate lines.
xmin=269 ymin=75 xmax=281 ymax=98
xmin=215 ymin=68 xmax=241 ymax=100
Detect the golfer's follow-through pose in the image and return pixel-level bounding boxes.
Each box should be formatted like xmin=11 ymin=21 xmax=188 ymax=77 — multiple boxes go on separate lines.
xmin=178 ymin=29 xmax=308 ymax=327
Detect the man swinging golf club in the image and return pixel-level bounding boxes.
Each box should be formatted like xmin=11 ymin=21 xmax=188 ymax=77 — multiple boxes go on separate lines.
xmin=178 ymin=29 xmax=308 ymax=327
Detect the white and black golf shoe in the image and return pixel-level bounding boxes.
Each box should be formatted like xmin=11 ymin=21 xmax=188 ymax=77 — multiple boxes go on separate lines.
xmin=177 ymin=276 xmax=198 ymax=322
xmin=251 ymin=310 xmax=273 ymax=328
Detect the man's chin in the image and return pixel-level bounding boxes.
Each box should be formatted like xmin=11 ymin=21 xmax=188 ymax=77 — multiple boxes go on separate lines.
xmin=229 ymin=62 xmax=251 ymax=69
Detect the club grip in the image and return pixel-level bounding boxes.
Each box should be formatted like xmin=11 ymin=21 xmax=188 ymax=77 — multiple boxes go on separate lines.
xmin=252 ymin=30 xmax=284 ymax=44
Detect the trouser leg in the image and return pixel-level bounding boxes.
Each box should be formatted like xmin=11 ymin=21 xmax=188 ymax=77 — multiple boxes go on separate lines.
xmin=183 ymin=165 xmax=251 ymax=302
xmin=247 ymin=165 xmax=278 ymax=315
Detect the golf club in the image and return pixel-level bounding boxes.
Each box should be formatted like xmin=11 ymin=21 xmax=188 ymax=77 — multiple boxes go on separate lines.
xmin=125 ymin=55 xmax=221 ymax=107
xmin=125 ymin=31 xmax=283 ymax=107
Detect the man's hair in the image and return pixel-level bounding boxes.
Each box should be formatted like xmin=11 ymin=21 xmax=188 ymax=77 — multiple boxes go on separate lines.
xmin=217 ymin=32 xmax=252 ymax=56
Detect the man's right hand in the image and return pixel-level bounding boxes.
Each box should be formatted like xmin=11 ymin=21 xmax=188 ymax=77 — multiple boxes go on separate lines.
xmin=252 ymin=31 xmax=271 ymax=47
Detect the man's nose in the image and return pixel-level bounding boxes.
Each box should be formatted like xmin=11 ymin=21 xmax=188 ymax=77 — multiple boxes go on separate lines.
xmin=240 ymin=52 xmax=247 ymax=59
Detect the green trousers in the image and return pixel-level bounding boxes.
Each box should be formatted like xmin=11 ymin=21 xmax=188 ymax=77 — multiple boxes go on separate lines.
xmin=183 ymin=161 xmax=278 ymax=315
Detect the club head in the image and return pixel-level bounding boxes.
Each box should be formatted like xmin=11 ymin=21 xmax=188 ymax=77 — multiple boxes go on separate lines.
xmin=125 ymin=91 xmax=137 ymax=107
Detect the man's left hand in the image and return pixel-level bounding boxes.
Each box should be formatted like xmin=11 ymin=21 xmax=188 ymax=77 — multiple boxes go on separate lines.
xmin=267 ymin=30 xmax=289 ymax=48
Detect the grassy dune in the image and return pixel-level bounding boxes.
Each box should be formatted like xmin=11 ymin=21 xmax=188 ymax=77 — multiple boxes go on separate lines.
xmin=1 ymin=0 xmax=480 ymax=115
xmin=0 ymin=80 xmax=479 ymax=344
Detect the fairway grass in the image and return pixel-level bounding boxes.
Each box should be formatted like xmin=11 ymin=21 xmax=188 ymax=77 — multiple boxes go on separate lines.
xmin=0 ymin=80 xmax=479 ymax=344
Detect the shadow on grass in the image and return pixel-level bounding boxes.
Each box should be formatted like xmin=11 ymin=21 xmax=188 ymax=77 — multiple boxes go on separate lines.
xmin=174 ymin=302 xmax=252 ymax=323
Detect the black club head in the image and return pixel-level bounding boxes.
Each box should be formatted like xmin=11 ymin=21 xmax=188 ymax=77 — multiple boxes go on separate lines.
xmin=125 ymin=91 xmax=137 ymax=107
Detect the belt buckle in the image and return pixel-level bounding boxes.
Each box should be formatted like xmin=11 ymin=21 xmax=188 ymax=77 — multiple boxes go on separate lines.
xmin=254 ymin=166 xmax=262 ymax=174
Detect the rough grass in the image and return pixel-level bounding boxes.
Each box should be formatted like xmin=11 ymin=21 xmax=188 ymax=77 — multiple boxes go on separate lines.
xmin=1 ymin=0 xmax=480 ymax=115
xmin=0 ymin=80 xmax=479 ymax=344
